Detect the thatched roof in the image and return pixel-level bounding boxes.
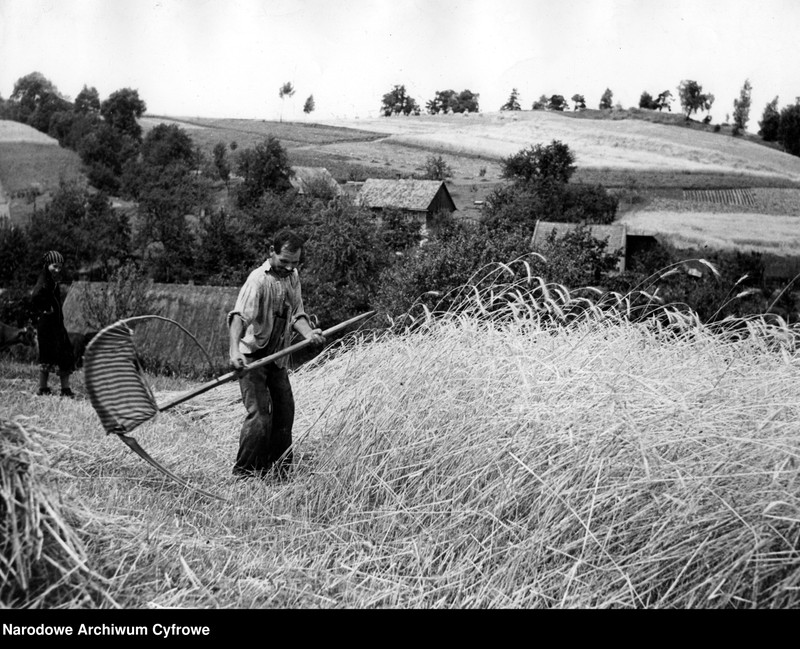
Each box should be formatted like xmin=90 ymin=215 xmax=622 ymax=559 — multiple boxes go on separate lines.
xmin=532 ymin=221 xmax=628 ymax=271
xmin=289 ymin=166 xmax=342 ymax=196
xmin=358 ymin=179 xmax=455 ymax=212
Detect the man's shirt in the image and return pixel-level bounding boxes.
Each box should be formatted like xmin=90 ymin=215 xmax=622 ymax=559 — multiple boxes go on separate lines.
xmin=228 ymin=260 xmax=309 ymax=367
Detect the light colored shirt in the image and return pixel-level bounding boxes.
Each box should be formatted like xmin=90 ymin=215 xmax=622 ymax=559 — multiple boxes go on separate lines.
xmin=227 ymin=260 xmax=309 ymax=367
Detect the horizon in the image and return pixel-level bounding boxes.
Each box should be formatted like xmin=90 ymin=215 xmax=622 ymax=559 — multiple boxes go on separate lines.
xmin=2 ymin=0 xmax=799 ymax=127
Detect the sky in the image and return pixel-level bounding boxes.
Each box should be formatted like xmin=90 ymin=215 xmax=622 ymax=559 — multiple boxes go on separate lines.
xmin=1 ymin=0 xmax=799 ymax=124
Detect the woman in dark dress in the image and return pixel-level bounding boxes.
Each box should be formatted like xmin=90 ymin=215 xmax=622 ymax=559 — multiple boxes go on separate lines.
xmin=31 ymin=250 xmax=75 ymax=397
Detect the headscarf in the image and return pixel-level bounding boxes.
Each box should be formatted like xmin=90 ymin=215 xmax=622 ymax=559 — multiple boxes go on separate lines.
xmin=43 ymin=250 xmax=64 ymax=266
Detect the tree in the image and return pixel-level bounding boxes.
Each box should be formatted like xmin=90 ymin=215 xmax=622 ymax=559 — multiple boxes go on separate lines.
xmin=426 ymin=89 xmax=479 ymax=114
xmin=547 ymin=95 xmax=568 ymax=111
xmin=677 ymin=80 xmax=714 ymax=119
xmin=532 ymin=95 xmax=548 ymax=110
xmin=74 ymin=85 xmax=101 ymax=114
xmin=759 ymin=96 xmax=781 ymax=142
xmin=381 ymin=85 xmax=420 ymax=116
xmin=456 ymin=89 xmax=480 ymax=113
xmin=301 ymin=199 xmax=392 ymax=325
xmin=100 ymin=88 xmax=147 ymax=140
xmin=777 ymin=101 xmax=800 ymax=156
xmin=303 ymin=94 xmax=315 ymax=114
xmin=500 ymin=88 xmax=521 ymax=111
xmin=732 ymin=79 xmax=752 ymax=136
xmin=599 ymin=88 xmax=614 ymax=110
xmin=235 ymin=136 xmax=294 ymax=208
xmin=212 ymin=141 xmax=231 ymax=185
xmin=138 ymin=123 xmax=195 ymax=168
xmin=500 ymin=140 xmax=576 ymax=186
xmin=639 ymin=91 xmax=657 ymax=110
xmin=278 ymin=82 xmax=295 ymax=122
xmin=9 ymin=72 xmax=64 ymax=128
xmin=571 ymin=94 xmax=586 ymax=111
xmin=423 ymin=155 xmax=452 ymax=180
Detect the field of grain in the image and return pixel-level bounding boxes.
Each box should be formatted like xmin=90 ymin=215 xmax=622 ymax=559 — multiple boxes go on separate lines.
xmin=2 ymin=268 xmax=799 ymax=608
xmin=314 ymin=110 xmax=800 ymax=182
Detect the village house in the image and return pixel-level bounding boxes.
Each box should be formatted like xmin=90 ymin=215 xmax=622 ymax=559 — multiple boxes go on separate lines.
xmin=357 ymin=178 xmax=457 ymax=237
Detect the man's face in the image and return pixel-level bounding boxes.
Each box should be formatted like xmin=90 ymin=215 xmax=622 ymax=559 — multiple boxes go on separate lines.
xmin=269 ymin=245 xmax=301 ymax=277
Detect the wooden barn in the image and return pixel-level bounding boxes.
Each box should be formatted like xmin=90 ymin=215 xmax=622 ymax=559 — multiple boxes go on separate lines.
xmin=532 ymin=221 xmax=630 ymax=272
xmin=289 ymin=166 xmax=343 ymax=198
xmin=357 ymin=179 xmax=457 ymax=236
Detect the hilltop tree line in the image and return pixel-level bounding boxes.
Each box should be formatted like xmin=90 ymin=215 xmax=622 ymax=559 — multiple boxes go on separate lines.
xmin=379 ymin=79 xmax=800 ymax=156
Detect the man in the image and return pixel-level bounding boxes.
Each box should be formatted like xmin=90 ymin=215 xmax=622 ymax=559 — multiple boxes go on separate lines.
xmin=228 ymin=230 xmax=325 ymax=480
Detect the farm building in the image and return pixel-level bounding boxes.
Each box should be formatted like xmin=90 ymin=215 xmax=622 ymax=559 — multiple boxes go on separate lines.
xmin=289 ymin=166 xmax=343 ymax=198
xmin=357 ymin=179 xmax=457 ymax=236
xmin=532 ymin=220 xmax=661 ymax=274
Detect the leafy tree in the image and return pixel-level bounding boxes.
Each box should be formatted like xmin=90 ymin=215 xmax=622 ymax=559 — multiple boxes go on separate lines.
xmin=234 ymin=136 xmax=294 ymax=208
xmin=139 ymin=123 xmax=195 ymax=168
xmin=47 ymin=109 xmax=101 ymax=149
xmin=535 ymin=224 xmax=622 ymax=287
xmin=78 ymin=123 xmax=139 ymax=194
xmin=532 ymin=95 xmax=548 ymax=110
xmin=500 ymin=140 xmax=576 ymax=186
xmin=423 ymin=155 xmax=452 ymax=180
xmin=732 ymin=79 xmax=752 ymax=135
xmin=759 ymin=96 xmax=781 ymax=141
xmin=777 ymin=101 xmax=800 ymax=156
xmin=303 ymin=94 xmax=315 ymax=114
xmin=571 ymin=94 xmax=586 ymax=111
xmin=301 ymin=199 xmax=392 ymax=325
xmin=677 ymin=80 xmax=714 ymax=119
xmin=195 ymin=209 xmax=251 ymax=285
xmin=381 ymin=85 xmax=420 ymax=116
xmin=639 ymin=91 xmax=657 ymax=109
xmin=500 ymin=88 xmax=521 ymax=111
xmin=599 ymin=88 xmax=614 ymax=110
xmin=428 ymin=89 xmax=480 ymax=114
xmin=427 ymin=89 xmax=457 ymax=114
xmin=212 ymin=141 xmax=231 ymax=185
xmin=25 ymin=180 xmax=129 ymax=276
xmin=278 ymin=82 xmax=295 ymax=121
xmin=74 ymin=85 xmax=101 ymax=114
xmin=9 ymin=72 xmax=64 ymax=128
xmin=100 ymin=88 xmax=147 ymax=141
xmin=456 ymin=90 xmax=480 ymax=113
xmin=547 ymin=95 xmax=568 ymax=111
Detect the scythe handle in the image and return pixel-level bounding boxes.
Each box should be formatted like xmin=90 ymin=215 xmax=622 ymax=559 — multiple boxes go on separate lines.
xmin=156 ymin=311 xmax=376 ymax=413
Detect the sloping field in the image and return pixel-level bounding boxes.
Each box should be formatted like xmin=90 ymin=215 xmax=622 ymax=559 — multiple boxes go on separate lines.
xmin=0 ymin=119 xmax=60 ymax=145
xmin=315 ymin=111 xmax=800 ymax=182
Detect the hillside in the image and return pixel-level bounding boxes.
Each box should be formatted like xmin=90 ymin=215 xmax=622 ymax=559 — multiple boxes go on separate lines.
xmin=0 ymin=121 xmax=85 ymax=227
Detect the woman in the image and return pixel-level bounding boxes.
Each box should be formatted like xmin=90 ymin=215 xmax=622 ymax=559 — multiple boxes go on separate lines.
xmin=31 ymin=250 xmax=75 ymax=397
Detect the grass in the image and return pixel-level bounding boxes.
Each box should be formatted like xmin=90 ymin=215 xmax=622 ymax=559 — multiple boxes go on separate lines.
xmin=2 ymin=262 xmax=799 ymax=608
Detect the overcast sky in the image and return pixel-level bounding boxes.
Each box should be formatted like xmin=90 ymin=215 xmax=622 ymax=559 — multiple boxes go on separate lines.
xmin=1 ymin=0 xmax=799 ymax=124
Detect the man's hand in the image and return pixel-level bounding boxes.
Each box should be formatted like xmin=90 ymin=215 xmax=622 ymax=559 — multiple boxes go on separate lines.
xmin=305 ymin=328 xmax=326 ymax=346
xmin=230 ymin=350 xmax=247 ymax=372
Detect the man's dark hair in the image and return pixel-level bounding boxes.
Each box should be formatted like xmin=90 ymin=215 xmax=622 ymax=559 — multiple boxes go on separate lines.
xmin=272 ymin=229 xmax=304 ymax=254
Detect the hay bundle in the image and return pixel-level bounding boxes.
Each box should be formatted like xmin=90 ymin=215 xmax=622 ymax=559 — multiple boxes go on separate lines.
xmin=0 ymin=417 xmax=109 ymax=607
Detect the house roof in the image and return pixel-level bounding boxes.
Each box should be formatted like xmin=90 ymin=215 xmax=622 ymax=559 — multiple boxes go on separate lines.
xmin=532 ymin=221 xmax=628 ymax=251
xmin=532 ymin=220 xmax=628 ymax=272
xmin=358 ymin=179 xmax=455 ymax=212
xmin=289 ymin=166 xmax=342 ymax=196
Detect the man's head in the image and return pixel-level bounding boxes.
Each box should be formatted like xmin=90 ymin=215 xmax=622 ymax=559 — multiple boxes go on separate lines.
xmin=269 ymin=230 xmax=305 ymax=277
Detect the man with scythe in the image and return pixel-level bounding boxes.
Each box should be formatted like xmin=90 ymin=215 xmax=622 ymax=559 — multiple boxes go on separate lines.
xmin=227 ymin=229 xmax=326 ymax=480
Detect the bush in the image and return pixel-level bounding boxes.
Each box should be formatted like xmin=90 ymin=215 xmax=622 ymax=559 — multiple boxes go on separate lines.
xmin=423 ymin=155 xmax=452 ymax=180
xmin=75 ymin=261 xmax=156 ymax=330
xmin=501 ymin=140 xmax=576 ymax=186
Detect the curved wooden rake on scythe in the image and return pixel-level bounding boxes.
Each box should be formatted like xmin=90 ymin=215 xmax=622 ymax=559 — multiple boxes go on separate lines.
xmin=83 ymin=311 xmax=375 ymax=501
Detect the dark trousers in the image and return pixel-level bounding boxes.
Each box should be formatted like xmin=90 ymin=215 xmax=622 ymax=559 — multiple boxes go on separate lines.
xmin=233 ymin=361 xmax=295 ymax=477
